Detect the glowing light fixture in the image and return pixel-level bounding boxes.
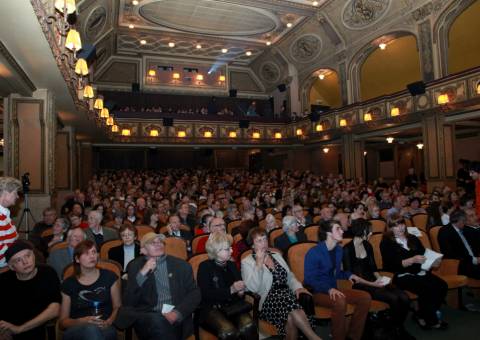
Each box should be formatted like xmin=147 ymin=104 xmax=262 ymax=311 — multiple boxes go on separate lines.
xmin=74 ymin=58 xmax=88 ymax=76
xmin=266 ymin=41 xmax=271 ymax=46
xmin=252 ymin=132 xmax=260 ymax=139
xmin=416 ymin=143 xmax=424 ymax=150
xmin=121 ymin=129 xmax=131 ymax=136
xmin=312 ymin=1 xmax=319 ymax=6
xmin=437 ymin=93 xmax=450 ymax=105
xmin=168 ymin=42 xmax=175 ymax=47
xmin=219 ymin=75 xmax=226 ymax=82
xmin=296 ymin=128 xmax=303 ymax=136
xmin=316 ymin=124 xmax=323 ymax=132
xmin=379 ymin=43 xmax=387 ymax=50
xmin=100 ymin=108 xmax=109 ymax=118
xmin=132 ymin=0 xmax=139 ymax=5
xmin=221 ymin=48 xmax=228 ymax=53
xmin=196 ymin=74 xmax=204 ymax=81
xmin=128 ymin=24 xmax=135 ymax=29
xmin=363 ymin=112 xmax=372 ymax=122
xmin=229 ymin=131 xmax=237 ymax=138
xmin=54 ymin=0 xmax=76 ymax=14
xmin=339 ymin=118 xmax=347 ymax=127
xmin=246 ymin=51 xmax=252 ymax=56
xmin=140 ymin=39 xmax=147 ymax=45
xmin=172 ymin=72 xmax=180 ymax=80
xmin=390 ymin=107 xmax=400 ymax=117
xmin=477 ymin=83 xmax=480 ymax=94
xmin=363 ymin=151 xmax=367 ymax=156
xmin=93 ymin=97 xmax=104 ymax=110
xmin=111 ymin=125 xmax=119 ymax=133
xmin=386 ymin=137 xmax=394 ymax=144
xmin=150 ymin=129 xmax=159 ymax=137
xmin=83 ymin=85 xmax=94 ymax=99
xmin=148 ymin=69 xmax=156 ymax=77
xmin=323 ymin=148 xmax=329 ymax=153
xmin=286 ymin=22 xmax=293 ymax=28
xmin=196 ymin=44 xmax=202 ymax=49
xmin=204 ymin=131 xmax=212 ymax=138
xmin=318 ymin=74 xmax=325 ymax=80
xmin=177 ymin=131 xmax=186 ymax=138
xmin=65 ymin=29 xmax=82 ymax=51
xmin=106 ymin=116 xmax=114 ymax=126
xmin=274 ymin=132 xmax=282 ymax=139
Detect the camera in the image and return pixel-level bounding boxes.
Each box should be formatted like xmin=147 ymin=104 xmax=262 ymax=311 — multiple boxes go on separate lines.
xmin=22 ymin=172 xmax=30 ymax=193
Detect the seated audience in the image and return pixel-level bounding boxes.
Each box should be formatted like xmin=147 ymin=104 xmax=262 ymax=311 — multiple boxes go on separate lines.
xmin=0 ymin=177 xmax=22 ymax=268
xmin=304 ymin=220 xmax=371 ymax=340
xmin=438 ymin=210 xmax=480 ymax=279
xmin=242 ymin=228 xmax=320 ymax=339
xmin=161 ymin=215 xmax=193 ymax=243
xmin=0 ymin=240 xmax=61 ymax=340
xmin=196 ymin=217 xmax=226 ymax=254
xmin=350 ymin=203 xmax=367 ymax=221
xmin=274 ymin=215 xmax=306 ymax=254
xmin=108 ymin=224 xmax=140 ymax=273
xmin=39 ymin=217 xmax=70 ymax=256
xmin=59 ymin=240 xmax=121 ymax=340
xmin=177 ymin=202 xmax=196 ymax=231
xmin=197 ymin=232 xmax=257 ymax=339
xmin=48 ymin=227 xmax=86 ymax=280
xmin=117 ymin=233 xmax=200 ymax=339
xmin=85 ymin=211 xmax=118 ymax=248
xmin=380 ymin=216 xmax=448 ymax=330
xmin=293 ymin=204 xmax=312 ymax=229
xmin=29 ymin=207 xmax=57 ymax=250
xmin=125 ymin=204 xmax=139 ymax=225
xmin=264 ymin=213 xmax=280 ymax=233
xmin=342 ymin=219 xmax=414 ymax=339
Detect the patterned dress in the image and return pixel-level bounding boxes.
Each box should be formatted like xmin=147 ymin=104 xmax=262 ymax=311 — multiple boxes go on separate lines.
xmin=259 ymin=256 xmax=314 ymax=335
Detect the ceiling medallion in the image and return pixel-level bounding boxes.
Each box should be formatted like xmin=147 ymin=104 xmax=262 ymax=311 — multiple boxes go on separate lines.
xmin=342 ymin=0 xmax=391 ymax=30
xmin=290 ymin=34 xmax=322 ymax=63
xmin=260 ymin=62 xmax=281 ymax=83
xmin=85 ymin=6 xmax=107 ymax=42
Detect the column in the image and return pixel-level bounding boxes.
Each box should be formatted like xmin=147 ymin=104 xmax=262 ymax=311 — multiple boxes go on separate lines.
xmin=342 ymin=134 xmax=365 ymax=180
xmin=3 ymin=89 xmax=57 ymax=234
xmin=421 ymin=112 xmax=456 ymax=191
xmin=78 ymin=142 xmax=93 ymax=190
xmin=417 ymin=19 xmax=436 ymax=82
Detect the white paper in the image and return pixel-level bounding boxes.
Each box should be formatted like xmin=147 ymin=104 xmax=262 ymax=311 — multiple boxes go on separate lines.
xmin=378 ymin=276 xmax=391 ymax=286
xmin=407 ymin=227 xmax=422 ymax=237
xmin=421 ymin=248 xmax=443 ymax=271
xmin=162 ymin=303 xmax=175 ymax=313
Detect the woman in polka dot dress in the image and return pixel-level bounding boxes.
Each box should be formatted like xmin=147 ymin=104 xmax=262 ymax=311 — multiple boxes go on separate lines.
xmin=242 ymin=228 xmax=321 ymax=339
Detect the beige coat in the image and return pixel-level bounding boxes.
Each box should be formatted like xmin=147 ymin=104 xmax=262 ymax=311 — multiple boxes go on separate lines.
xmin=241 ymin=252 xmax=303 ymax=310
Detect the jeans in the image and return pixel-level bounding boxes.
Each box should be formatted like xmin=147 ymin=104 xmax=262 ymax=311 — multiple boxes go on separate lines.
xmin=63 ymin=324 xmax=117 ymax=340
xmin=133 ymin=313 xmax=182 ymax=340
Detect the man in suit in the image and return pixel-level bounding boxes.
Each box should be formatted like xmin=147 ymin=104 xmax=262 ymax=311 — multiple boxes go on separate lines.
xmin=274 ymin=215 xmax=306 ymax=254
xmin=438 ymin=210 xmax=480 ymax=279
xmin=85 ymin=210 xmax=119 ymax=248
xmin=47 ymin=227 xmax=85 ymax=280
xmin=292 ymin=204 xmax=312 ymax=230
xmin=163 ymin=215 xmax=193 ymax=243
xmin=116 ymin=232 xmax=201 ymax=339
xmin=108 ymin=224 xmax=140 ymax=272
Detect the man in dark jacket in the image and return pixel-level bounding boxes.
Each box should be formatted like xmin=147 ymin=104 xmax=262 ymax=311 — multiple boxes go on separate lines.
xmin=116 ymin=232 xmax=200 ymax=339
xmin=438 ymin=210 xmax=480 ymax=279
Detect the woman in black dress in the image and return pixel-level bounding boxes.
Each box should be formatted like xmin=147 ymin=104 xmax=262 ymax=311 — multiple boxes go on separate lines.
xmin=343 ymin=218 xmax=414 ymax=339
xmin=380 ymin=215 xmax=448 ymax=330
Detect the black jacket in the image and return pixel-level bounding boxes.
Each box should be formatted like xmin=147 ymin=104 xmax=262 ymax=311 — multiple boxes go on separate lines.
xmin=342 ymin=240 xmax=378 ymax=282
xmin=108 ymin=243 xmax=141 ymax=271
xmin=438 ymin=224 xmax=480 ymax=274
xmin=380 ymin=235 xmax=425 ymax=275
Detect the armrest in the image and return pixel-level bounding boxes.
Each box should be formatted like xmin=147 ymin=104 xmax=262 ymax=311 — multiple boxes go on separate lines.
xmin=244 ymin=291 xmax=260 ymax=324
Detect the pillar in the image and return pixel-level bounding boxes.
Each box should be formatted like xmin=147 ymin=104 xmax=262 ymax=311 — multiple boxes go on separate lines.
xmin=417 ymin=19 xmax=436 ymax=82
xmin=3 ymin=89 xmax=57 ymax=234
xmin=342 ymin=134 xmax=365 ymax=180
xmin=78 ymin=142 xmax=93 ymax=190
xmin=421 ymin=112 xmax=456 ymax=191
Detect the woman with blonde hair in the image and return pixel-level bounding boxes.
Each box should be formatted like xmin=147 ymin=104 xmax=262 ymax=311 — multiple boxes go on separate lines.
xmin=197 ymin=232 xmax=257 ymax=339
xmin=0 ymin=176 xmax=22 ymax=268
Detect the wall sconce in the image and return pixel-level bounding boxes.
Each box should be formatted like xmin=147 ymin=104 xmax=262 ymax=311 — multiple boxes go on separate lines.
xmin=168 ymin=42 xmax=175 ymax=47
xmin=219 ymin=75 xmax=226 ymax=82
xmin=204 ymin=131 xmax=212 ymax=138
xmin=149 ymin=129 xmax=159 ymax=137
xmin=296 ymin=128 xmax=303 ymax=136
xmin=75 ymin=58 xmax=89 ymax=76
xmin=54 ymin=0 xmax=76 ymax=14
xmin=437 ymin=93 xmax=450 ymax=105
xmin=323 ymin=147 xmax=329 ymax=153
xmin=111 ymin=125 xmax=119 ymax=133
xmin=196 ymin=74 xmax=204 ymax=81
xmin=148 ymin=69 xmax=156 ymax=77
xmin=386 ymin=137 xmax=394 ymax=143
xmin=65 ymin=29 xmax=82 ymax=52
xmin=173 ymin=73 xmax=180 ymax=80
xmin=252 ymin=132 xmax=260 ymax=139
xmin=363 ymin=112 xmax=372 ymax=122
xmin=339 ymin=118 xmax=347 ymax=127
xmin=416 ymin=143 xmax=424 ymax=150
xmin=315 ymin=124 xmax=323 ymax=132
xmin=477 ymin=83 xmax=480 ymax=94
xmin=121 ymin=129 xmax=131 ymax=136
xmin=318 ymin=74 xmax=325 ymax=80
xmin=390 ymin=107 xmax=400 ymax=117
xmin=363 ymin=151 xmax=367 ymax=156
xmin=83 ymin=85 xmax=94 ymax=99
xmin=229 ymin=131 xmax=237 ymax=138
xmin=274 ymin=132 xmax=282 ymax=139
xmin=93 ymin=97 xmax=104 ymax=110
xmin=100 ymin=107 xmax=109 ymax=118
xmin=106 ymin=116 xmax=114 ymax=126
xmin=177 ymin=131 xmax=186 ymax=138
xmin=379 ymin=43 xmax=386 ymax=50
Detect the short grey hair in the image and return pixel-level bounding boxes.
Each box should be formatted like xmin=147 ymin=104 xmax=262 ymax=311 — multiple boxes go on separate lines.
xmin=205 ymin=232 xmax=233 ymax=260
xmin=66 ymin=227 xmax=86 ymax=242
xmin=0 ymin=177 xmax=21 ymax=194
xmin=88 ymin=210 xmax=103 ymax=223
xmin=282 ymin=215 xmax=297 ymax=232
xmin=55 ymin=217 xmax=71 ymax=230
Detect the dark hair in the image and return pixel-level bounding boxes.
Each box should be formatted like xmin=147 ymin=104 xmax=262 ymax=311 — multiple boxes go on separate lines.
xmin=450 ymin=210 xmax=466 ymax=225
xmin=319 ymin=220 xmax=341 ymax=241
xmin=247 ymin=227 xmax=267 ymax=245
xmin=353 ymin=202 xmax=365 ymax=211
xmin=350 ymin=218 xmax=371 ymax=238
xmin=384 ymin=215 xmax=418 ymax=250
xmin=73 ymin=240 xmax=97 ymax=277
xmin=409 ymin=197 xmax=421 ymax=206
xmin=119 ymin=224 xmax=138 ymax=237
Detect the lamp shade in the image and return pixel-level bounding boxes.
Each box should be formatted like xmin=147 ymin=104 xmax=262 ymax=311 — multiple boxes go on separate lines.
xmin=437 ymin=94 xmax=450 ymax=105
xmin=111 ymin=125 xmax=119 ymax=132
xmin=74 ymin=58 xmax=88 ymax=76
xmin=477 ymin=83 xmax=480 ymax=94
xmin=363 ymin=112 xmax=372 ymax=121
xmin=65 ymin=29 xmax=82 ymax=51
xmin=177 ymin=131 xmax=186 ymax=138
xmin=106 ymin=116 xmax=114 ymax=126
xmin=173 ymin=73 xmax=180 ymax=79
xmin=150 ymin=129 xmax=159 ymax=137
xmin=296 ymin=128 xmax=303 ymax=136
xmin=93 ymin=97 xmax=104 ymax=110
xmin=121 ymin=129 xmax=131 ymax=136
xmin=274 ymin=132 xmax=282 ymax=139
xmin=100 ymin=107 xmax=109 ymax=118
xmin=339 ymin=118 xmax=347 ymax=127
xmin=54 ymin=0 xmax=76 ymax=14
xmin=229 ymin=131 xmax=237 ymax=138
xmin=316 ymin=124 xmax=323 ymax=132
xmin=390 ymin=107 xmax=400 ymax=117
xmin=83 ymin=85 xmax=94 ymax=99
xmin=252 ymin=132 xmax=260 ymax=139
xmin=196 ymin=74 xmax=204 ymax=81
xmin=219 ymin=75 xmax=226 ymax=82
xmin=204 ymin=131 xmax=212 ymax=138
xmin=323 ymin=148 xmax=329 ymax=153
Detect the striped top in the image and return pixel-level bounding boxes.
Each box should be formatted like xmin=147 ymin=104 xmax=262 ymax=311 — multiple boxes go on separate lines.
xmin=0 ymin=205 xmax=18 ymax=268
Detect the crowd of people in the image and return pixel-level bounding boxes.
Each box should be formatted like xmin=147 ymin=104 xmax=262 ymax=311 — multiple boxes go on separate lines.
xmin=0 ymin=163 xmax=479 ymax=340
xmin=117 ymin=105 xmax=236 ymax=117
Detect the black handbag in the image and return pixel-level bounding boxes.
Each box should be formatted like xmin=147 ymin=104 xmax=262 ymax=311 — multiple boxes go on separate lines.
xmin=220 ymin=300 xmax=253 ymax=317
